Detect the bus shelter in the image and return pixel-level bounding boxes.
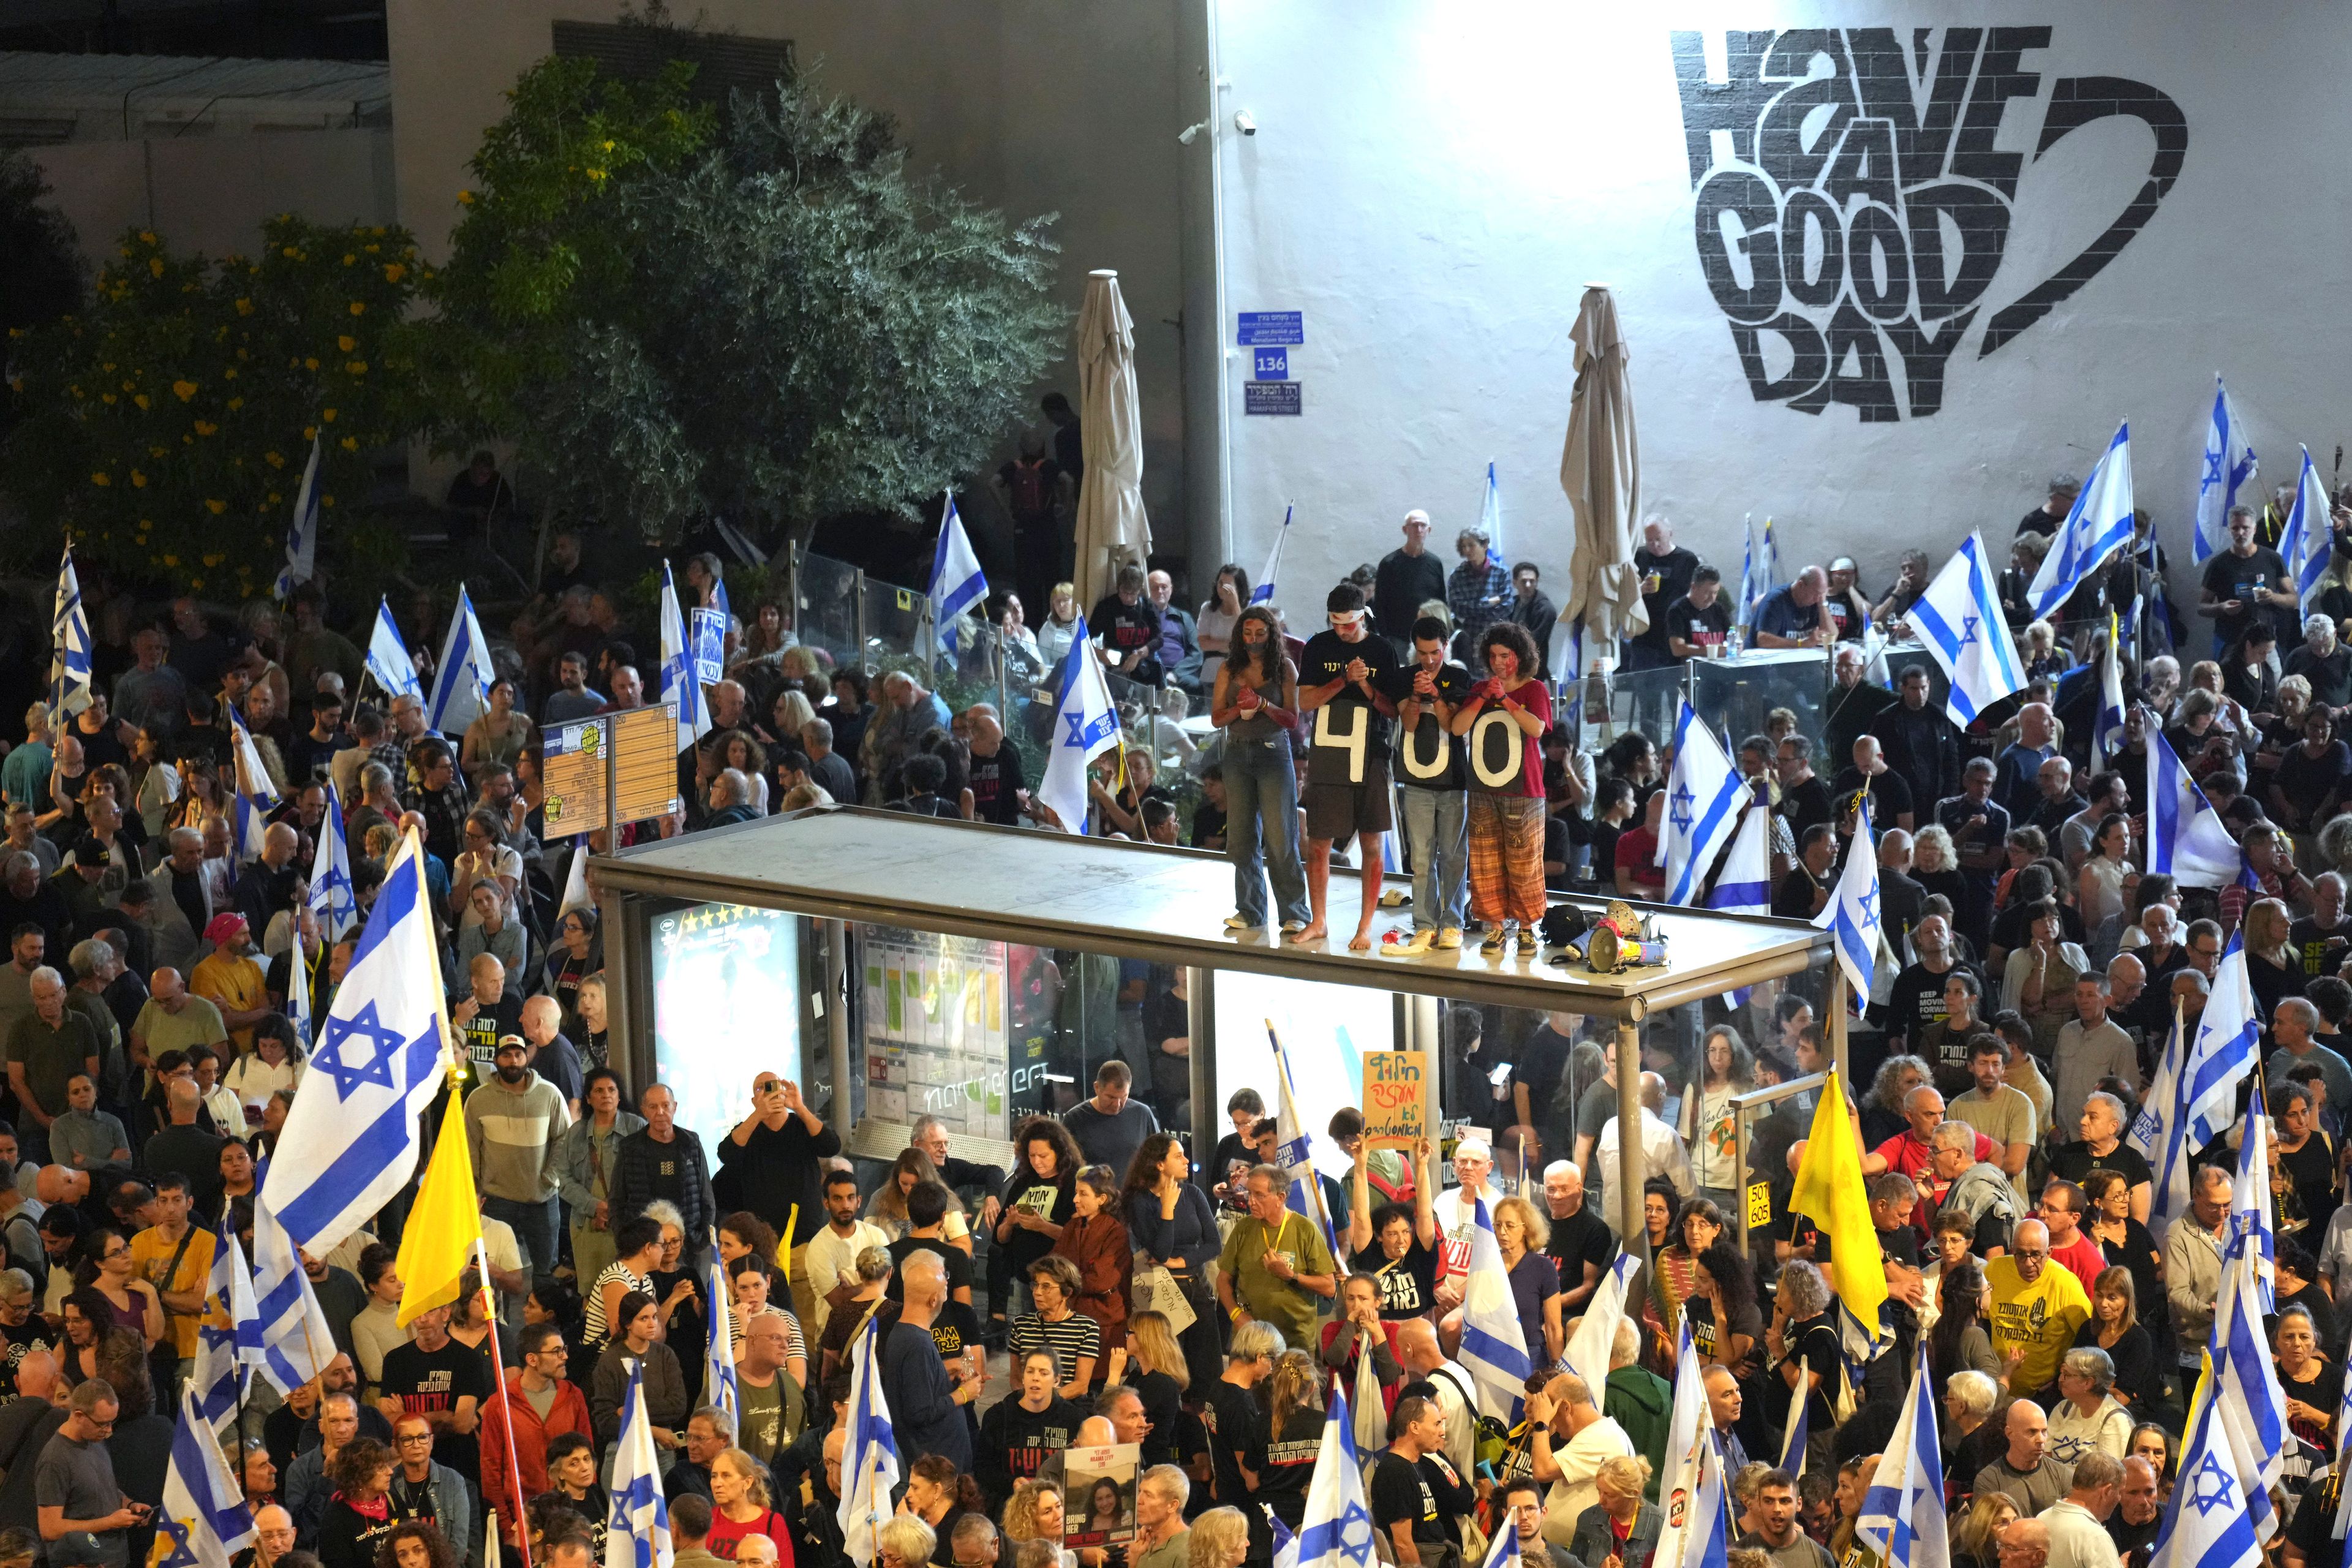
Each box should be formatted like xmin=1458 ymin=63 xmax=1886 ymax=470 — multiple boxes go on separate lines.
xmin=588 ymin=808 xmax=1837 ymax=1250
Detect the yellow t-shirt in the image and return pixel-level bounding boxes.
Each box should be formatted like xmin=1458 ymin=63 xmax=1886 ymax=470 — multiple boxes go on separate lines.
xmin=1984 ymin=1253 xmax=2091 ymax=1392
xmin=190 ymin=951 xmax=266 ymax=1054
xmin=129 ymin=1223 xmax=219 ymax=1359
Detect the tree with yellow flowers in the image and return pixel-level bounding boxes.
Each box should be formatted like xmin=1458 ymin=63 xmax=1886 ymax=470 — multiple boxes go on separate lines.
xmin=0 ymin=217 xmax=422 ymax=594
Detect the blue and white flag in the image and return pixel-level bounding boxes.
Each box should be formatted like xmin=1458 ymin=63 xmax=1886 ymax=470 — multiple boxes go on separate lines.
xmin=2128 ymin=1011 xmax=2197 ymax=1232
xmin=2203 ymin=1205 xmax=2286 ymax=1542
xmin=2029 ymin=421 xmax=2135 ymax=618
xmin=1814 ymin=799 xmax=1882 ymax=1001
xmin=308 ymin=782 xmax=356 ymax=940
xmin=1684 ymin=1434 xmax=1730 ymax=1568
xmin=1295 ymin=1385 xmax=1379 ymax=1568
xmin=2195 ymin=375 xmax=2258 ymax=565
xmin=704 ymin=1229 xmax=739 ymax=1423
xmin=1909 ymin=532 xmax=2026 ymax=726
xmin=658 ymin=562 xmax=709 ymax=757
xmin=1479 ymin=461 xmax=1505 ymax=564
xmin=2280 ymin=445 xmax=2333 ymax=605
xmin=425 ymin=585 xmax=495 ymax=736
xmin=1650 ymin=1321 xmax=1713 ymax=1568
xmin=250 ymin=1189 xmax=340 ymax=1398
xmin=1266 ymin=1025 xmax=1343 ymax=1262
xmin=1476 ymin=1504 xmax=1521 ymax=1568
xmin=156 ymin=1382 xmax=259 ymax=1568
xmin=606 ymin=1355 xmax=674 ymax=1568
xmin=2095 ymin=616 xmax=2128 ymax=769
xmin=837 ymin=1314 xmax=900 ymax=1568
xmin=1778 ymin=1356 xmax=1811 ymax=1477
xmin=228 ymin=706 xmax=281 ymax=862
xmin=1459 ymin=1194 xmax=1534 ymax=1423
xmin=1548 ymin=614 xmax=1585 ymax=729
xmin=1659 ymin=702 xmax=1746 ymax=907
xmin=2146 ymin=727 xmax=2241 ymax=889
xmin=1562 ymin=1251 xmax=1641 ymax=1412
xmin=2182 ymin=935 xmax=2263 ymax=1151
xmin=1250 ymin=504 xmax=1294 ymax=606
xmin=192 ymin=1227 xmax=258 ymax=1435
xmin=1269 ymin=1513 xmax=1300 ymax=1568
xmin=1707 ymin=801 xmax=1772 ymax=917
xmin=260 ymin=835 xmax=450 ymax=1256
xmin=1856 ymin=1357 xmax=1947 ymax=1568
xmin=47 ymin=545 xmax=92 ymax=725
xmin=1738 ymin=515 xmax=1780 ymax=630
xmin=1036 ymin=614 xmax=1121 ymax=834
xmin=2231 ymin=1088 xmax=2276 ymax=1310
xmin=2149 ymin=1373 xmax=2263 ymax=1568
xmin=285 ymin=925 xmax=312 ymax=1049
xmin=275 ymin=432 xmax=322 ymax=599
xmin=927 ymin=493 xmax=989 ymax=659
xmin=365 ymin=596 xmax=422 ymax=704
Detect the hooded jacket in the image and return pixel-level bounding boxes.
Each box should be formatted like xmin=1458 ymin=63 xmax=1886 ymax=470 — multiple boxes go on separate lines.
xmin=465 ymin=1067 xmax=571 ymax=1204
xmin=1603 ymin=1363 xmax=1674 ymax=1501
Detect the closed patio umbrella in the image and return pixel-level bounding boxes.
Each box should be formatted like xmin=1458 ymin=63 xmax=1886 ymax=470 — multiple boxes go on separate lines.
xmin=1072 ymin=268 xmax=1152 ymax=612
xmin=1558 ymin=284 xmax=1645 ymax=669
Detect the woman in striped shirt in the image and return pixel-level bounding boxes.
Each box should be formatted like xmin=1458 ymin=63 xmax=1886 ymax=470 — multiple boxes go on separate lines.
xmin=1007 ymin=1255 xmax=1101 ymax=1401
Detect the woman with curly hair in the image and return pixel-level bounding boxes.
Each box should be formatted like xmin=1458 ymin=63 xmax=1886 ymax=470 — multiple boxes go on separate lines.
xmin=993 ymin=1117 xmax=1079 ymax=1331
xmin=1450 ymin=619 xmax=1554 ymax=955
xmin=1002 ymin=1478 xmax=1076 ymax=1568
xmin=1686 ymin=1240 xmax=1764 ymax=1378
xmin=374 ymin=1520 xmax=459 ymax=1568
xmin=1687 ymin=1026 xmax=1755 ymax=1216
xmin=316 ymin=1438 xmax=398 ymax=1568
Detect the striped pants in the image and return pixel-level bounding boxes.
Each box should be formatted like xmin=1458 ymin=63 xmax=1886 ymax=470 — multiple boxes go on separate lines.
xmin=1468 ymin=793 xmax=1547 ymax=926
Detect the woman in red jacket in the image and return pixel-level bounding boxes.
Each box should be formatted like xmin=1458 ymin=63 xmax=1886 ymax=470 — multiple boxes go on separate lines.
xmin=1050 ymin=1164 xmax=1134 ymax=1388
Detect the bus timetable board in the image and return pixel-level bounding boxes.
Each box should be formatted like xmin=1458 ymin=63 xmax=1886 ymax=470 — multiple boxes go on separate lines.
xmin=614 ymin=703 xmax=684 ymax=823
xmin=540 ymin=716 xmax=610 ymax=839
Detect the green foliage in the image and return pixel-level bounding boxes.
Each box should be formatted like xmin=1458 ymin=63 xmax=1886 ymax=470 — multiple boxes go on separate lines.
xmin=0 ymin=153 xmax=83 ymax=339
xmin=424 ymin=56 xmax=1065 ymax=546
xmin=1 ymin=217 xmax=423 ymax=594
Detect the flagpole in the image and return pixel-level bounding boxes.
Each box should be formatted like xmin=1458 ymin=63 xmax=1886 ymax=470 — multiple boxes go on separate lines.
xmin=473 ymin=1231 xmax=537 ymax=1568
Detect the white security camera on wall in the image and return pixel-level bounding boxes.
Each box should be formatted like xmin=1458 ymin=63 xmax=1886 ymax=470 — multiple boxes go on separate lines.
xmin=1234 ymin=111 xmax=1257 ymax=135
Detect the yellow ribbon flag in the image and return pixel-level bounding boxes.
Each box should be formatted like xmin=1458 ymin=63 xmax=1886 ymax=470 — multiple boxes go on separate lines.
xmin=1787 ymin=1069 xmax=1886 ymax=1343
xmin=395 ymin=1077 xmax=483 ymax=1326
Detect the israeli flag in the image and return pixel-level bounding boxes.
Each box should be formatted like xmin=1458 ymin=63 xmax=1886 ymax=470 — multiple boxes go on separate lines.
xmin=1267 ymin=1025 xmax=1343 ymax=1262
xmin=1479 ymin=461 xmax=1505 ymax=564
xmin=606 ymin=1355 xmax=674 ymax=1568
xmin=275 ymin=432 xmax=322 ymax=599
xmin=1250 ymin=503 xmax=1293 ymax=606
xmin=1738 ymin=514 xmax=1780 ymax=630
xmin=1856 ymin=1358 xmax=1947 ymax=1568
xmin=308 ymin=782 xmax=357 ymax=940
xmin=365 ymin=597 xmax=423 ymax=704
xmin=1909 ymin=533 xmax=2026 ymax=726
xmin=1814 ymin=799 xmax=1882 ymax=1001
xmin=156 ymin=1382 xmax=258 ymax=1568
xmin=1779 ymin=1355 xmax=1814 ymax=1477
xmin=1296 ymin=1385 xmax=1380 ymax=1568
xmin=927 ymin=493 xmax=989 ymax=659
xmin=2149 ymin=1375 xmax=2264 ymax=1568
xmin=1475 ymin=1510 xmax=1520 ymax=1568
xmin=2231 ymin=1088 xmax=2277 ymax=1311
xmin=228 ymin=706 xmax=281 ymax=862
xmin=2183 ymin=935 xmax=2263 ymax=1150
xmin=1036 ymin=614 xmax=1121 ymax=834
xmin=2095 ymin=616 xmax=2128 ymax=769
xmin=1270 ymin=1514 xmax=1300 ymax=1568
xmin=1458 ymin=1194 xmax=1534 ymax=1422
xmin=2146 ymin=728 xmax=2241 ymax=889
xmin=837 ymin=1314 xmax=900 ymax=1567
xmin=1684 ymin=1435 xmax=1730 ymax=1568
xmin=704 ymin=1229 xmax=739 ymax=1423
xmin=47 ymin=545 xmax=92 ymax=724
xmin=192 ymin=1226 xmax=259 ymax=1434
xmin=285 ymin=923 xmax=313 ymax=1049
xmin=1548 ymin=614 xmax=1584 ymax=729
xmin=2128 ymin=1011 xmax=2197 ymax=1231
xmin=2280 ymin=445 xmax=2334 ymax=604
xmin=1562 ymin=1252 xmax=1641 ymax=1410
xmin=2195 ymin=375 xmax=2258 ymax=565
xmin=1707 ymin=801 xmax=1771 ymax=917
xmin=1659 ymin=701 xmax=1746 ymax=906
xmin=658 ymin=562 xmax=710 ymax=756
xmin=259 ymin=837 xmax=450 ymax=1256
xmin=250 ymin=1190 xmax=340 ymax=1398
xmin=426 ymin=585 xmax=496 ymax=736
xmin=2029 ymin=421 xmax=2135 ymax=618
xmin=2198 ymin=1237 xmax=2290 ymax=1542
xmin=1649 ymin=1322 xmax=1712 ymax=1568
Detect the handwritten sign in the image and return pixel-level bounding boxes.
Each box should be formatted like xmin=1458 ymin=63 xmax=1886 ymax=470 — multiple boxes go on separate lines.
xmin=1746 ymin=1180 xmax=1774 ymax=1232
xmin=1363 ymin=1050 xmax=1427 ymax=1150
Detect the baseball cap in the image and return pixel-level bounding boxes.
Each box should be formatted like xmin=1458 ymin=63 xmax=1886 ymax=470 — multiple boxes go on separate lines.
xmin=203 ymin=912 xmax=249 ymax=944
xmin=51 ymin=1534 xmax=110 ymax=1568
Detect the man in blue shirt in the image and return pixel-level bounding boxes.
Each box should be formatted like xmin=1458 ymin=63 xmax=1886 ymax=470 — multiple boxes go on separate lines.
xmin=1936 ymin=758 xmax=2011 ymax=956
xmin=880 ymin=1250 xmax=973 ymax=1472
xmin=1754 ymin=566 xmax=1832 ymax=649
xmin=1991 ymin=702 xmax=2057 ymax=822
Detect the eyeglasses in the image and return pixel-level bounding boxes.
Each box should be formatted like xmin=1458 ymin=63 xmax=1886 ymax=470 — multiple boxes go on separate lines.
xmin=398 ymin=1433 xmax=434 ymax=1444
xmin=2013 ymin=1248 xmax=2048 ymax=1261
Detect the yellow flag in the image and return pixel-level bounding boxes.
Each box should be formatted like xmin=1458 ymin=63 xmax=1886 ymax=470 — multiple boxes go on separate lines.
xmin=1787 ymin=1069 xmax=1887 ymax=1343
xmin=395 ymin=1078 xmax=483 ymax=1326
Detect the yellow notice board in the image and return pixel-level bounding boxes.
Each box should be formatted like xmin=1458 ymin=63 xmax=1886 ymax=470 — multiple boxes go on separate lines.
xmin=540 ymin=717 xmax=610 ymax=840
xmin=613 ymin=702 xmax=684 ymax=824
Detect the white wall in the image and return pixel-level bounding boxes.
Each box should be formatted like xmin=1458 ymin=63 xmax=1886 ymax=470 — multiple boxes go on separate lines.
xmin=1205 ymin=0 xmax=2352 ymax=614
xmin=385 ymin=0 xmax=1193 ymax=542
xmin=32 ymin=129 xmax=395 ymax=263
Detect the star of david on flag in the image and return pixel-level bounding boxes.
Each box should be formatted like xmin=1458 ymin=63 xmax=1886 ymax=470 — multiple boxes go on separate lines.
xmin=1295 ymin=1384 xmax=1379 ymax=1568
xmin=1035 ymin=613 xmax=1122 ymax=835
xmin=1909 ymin=532 xmax=2025 ymax=727
xmin=1815 ymin=798 xmax=1883 ymax=1003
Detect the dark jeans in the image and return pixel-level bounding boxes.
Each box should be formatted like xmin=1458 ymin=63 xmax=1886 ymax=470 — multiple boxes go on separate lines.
xmin=483 ymin=1194 xmax=560 ymax=1281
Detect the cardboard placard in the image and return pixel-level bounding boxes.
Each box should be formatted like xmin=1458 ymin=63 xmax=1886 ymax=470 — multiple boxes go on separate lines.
xmin=1062 ymin=1442 xmax=1140 ymax=1547
xmin=1363 ymin=1050 xmax=1427 ymax=1150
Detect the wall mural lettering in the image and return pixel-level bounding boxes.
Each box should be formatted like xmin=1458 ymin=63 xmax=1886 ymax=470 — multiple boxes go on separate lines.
xmin=1669 ymin=29 xmax=2187 ymax=420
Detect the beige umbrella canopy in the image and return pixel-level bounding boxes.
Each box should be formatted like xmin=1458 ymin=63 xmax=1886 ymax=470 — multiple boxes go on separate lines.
xmin=1558 ymin=285 xmax=1646 ymax=668
xmin=1072 ymin=269 xmax=1153 ymax=613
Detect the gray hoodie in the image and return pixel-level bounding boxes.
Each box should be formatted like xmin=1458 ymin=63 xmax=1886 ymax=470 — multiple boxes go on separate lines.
xmin=464 ymin=1069 xmax=571 ymax=1204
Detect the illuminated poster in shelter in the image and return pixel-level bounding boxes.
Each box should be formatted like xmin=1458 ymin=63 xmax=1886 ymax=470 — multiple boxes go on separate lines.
xmin=862 ymin=927 xmax=1049 ymax=1140
xmin=650 ymin=903 xmax=802 ymax=1139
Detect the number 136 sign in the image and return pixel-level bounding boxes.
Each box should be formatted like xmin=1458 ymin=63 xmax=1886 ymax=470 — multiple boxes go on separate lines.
xmin=1363 ymin=1051 xmax=1428 ymax=1149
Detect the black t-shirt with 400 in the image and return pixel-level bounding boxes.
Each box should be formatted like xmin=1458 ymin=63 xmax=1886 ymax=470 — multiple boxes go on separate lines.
xmin=1298 ymin=630 xmax=1400 ymax=787
xmin=1378 ymin=660 xmax=1474 ymax=791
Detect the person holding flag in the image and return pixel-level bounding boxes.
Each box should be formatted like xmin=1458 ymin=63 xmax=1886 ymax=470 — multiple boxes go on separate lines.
xmin=2030 ymin=421 xmax=2135 ymax=620
xmin=1907 ymin=533 xmax=2027 ymax=728
xmin=2195 ymin=375 xmax=2258 ymax=565
xmin=2278 ymin=445 xmax=2335 ymax=606
xmin=1035 ymin=614 xmax=1123 ymax=837
xmin=1855 ymin=1359 xmax=1947 ymax=1568
xmin=48 ymin=545 xmax=92 ymax=727
xmin=926 ymin=494 xmax=990 ymax=667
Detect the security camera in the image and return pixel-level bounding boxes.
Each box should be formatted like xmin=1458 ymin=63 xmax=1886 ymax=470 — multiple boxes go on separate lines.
xmin=1177 ymin=119 xmax=1211 ymax=145
xmin=1234 ymin=111 xmax=1257 ymax=135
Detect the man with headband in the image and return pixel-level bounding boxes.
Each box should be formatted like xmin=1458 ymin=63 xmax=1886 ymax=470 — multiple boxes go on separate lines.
xmin=1294 ymin=582 xmax=1401 ymax=951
